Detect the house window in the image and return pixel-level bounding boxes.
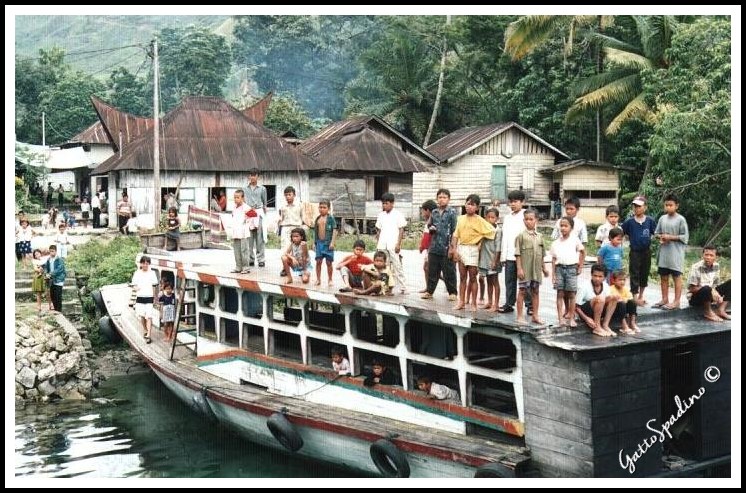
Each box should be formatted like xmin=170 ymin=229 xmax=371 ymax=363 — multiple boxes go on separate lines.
xmin=521 ymin=168 xmax=535 ymax=191
xmin=366 ymin=176 xmax=389 ymax=201
xmin=591 ymin=190 xmax=617 ymax=199
xmin=265 ymin=185 xmax=277 ymax=208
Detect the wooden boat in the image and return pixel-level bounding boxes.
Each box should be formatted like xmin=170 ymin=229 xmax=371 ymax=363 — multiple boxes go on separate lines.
xmin=98 ymin=248 xmax=730 ymax=477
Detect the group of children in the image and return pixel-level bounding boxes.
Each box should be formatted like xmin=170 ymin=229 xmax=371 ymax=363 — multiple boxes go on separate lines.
xmin=229 ymin=185 xmax=729 ymax=330
xmin=330 ymin=347 xmax=459 ymax=402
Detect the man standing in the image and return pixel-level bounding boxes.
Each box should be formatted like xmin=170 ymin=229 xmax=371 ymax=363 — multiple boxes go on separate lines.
xmin=91 ymin=192 xmax=101 ymax=228
xmin=243 ymin=168 xmax=267 ymax=267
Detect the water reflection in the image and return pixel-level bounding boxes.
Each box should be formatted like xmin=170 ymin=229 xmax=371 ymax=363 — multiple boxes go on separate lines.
xmin=16 ymin=371 xmax=365 ymax=478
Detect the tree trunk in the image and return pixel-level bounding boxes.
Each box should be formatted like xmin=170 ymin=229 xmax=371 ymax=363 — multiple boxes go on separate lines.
xmin=423 ymin=15 xmax=451 ymax=148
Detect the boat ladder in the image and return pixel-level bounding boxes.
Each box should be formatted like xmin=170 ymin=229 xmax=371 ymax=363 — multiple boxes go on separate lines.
xmin=169 ymin=279 xmax=197 ymax=360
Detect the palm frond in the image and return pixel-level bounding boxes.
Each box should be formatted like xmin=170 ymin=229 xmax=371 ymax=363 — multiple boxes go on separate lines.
xmin=643 ymin=15 xmax=677 ymax=64
xmin=572 ymin=68 xmax=637 ymax=97
xmin=504 ymin=15 xmax=569 ymax=60
xmin=567 ymin=73 xmax=641 ymax=119
xmin=605 ymin=93 xmax=652 ymax=134
xmin=604 ymin=47 xmax=654 ymax=70
xmin=587 ymin=32 xmax=641 ymax=54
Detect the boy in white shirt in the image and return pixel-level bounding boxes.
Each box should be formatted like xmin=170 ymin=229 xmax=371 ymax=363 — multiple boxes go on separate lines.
xmin=375 ymin=192 xmax=407 ymax=294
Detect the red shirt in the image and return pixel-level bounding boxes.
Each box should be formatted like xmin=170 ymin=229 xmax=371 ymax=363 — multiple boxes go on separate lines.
xmin=346 ymin=255 xmax=373 ymax=276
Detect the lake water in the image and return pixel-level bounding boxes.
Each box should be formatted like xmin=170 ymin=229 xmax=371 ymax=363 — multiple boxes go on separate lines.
xmin=15 ymin=371 xmax=366 ymax=479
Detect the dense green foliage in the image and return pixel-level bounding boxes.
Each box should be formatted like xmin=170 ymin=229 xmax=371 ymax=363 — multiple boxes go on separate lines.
xmin=15 ymin=15 xmax=731 ymax=251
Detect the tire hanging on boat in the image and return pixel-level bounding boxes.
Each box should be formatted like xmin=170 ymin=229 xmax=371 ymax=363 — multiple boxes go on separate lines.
xmin=474 ymin=462 xmax=516 ymax=478
xmin=91 ymin=289 xmax=106 ymax=313
xmin=98 ymin=315 xmax=121 ymax=343
xmin=266 ymin=412 xmax=304 ymax=452
xmin=199 ymin=283 xmax=215 ymax=305
xmin=369 ymin=439 xmax=410 ymax=478
xmin=191 ymin=389 xmax=217 ymax=422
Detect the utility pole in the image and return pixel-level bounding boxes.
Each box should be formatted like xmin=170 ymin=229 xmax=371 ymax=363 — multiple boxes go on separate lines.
xmin=153 ymin=36 xmax=161 ymax=227
xmin=42 ymin=112 xmax=46 ymax=146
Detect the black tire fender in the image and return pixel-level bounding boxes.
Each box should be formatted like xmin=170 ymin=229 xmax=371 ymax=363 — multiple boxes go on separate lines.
xmin=98 ymin=315 xmax=121 ymax=343
xmin=474 ymin=462 xmax=516 ymax=478
xmin=370 ymin=439 xmax=410 ymax=478
xmin=91 ymin=289 xmax=106 ymax=313
xmin=191 ymin=390 xmax=217 ymax=422
xmin=267 ymin=412 xmax=304 ymax=452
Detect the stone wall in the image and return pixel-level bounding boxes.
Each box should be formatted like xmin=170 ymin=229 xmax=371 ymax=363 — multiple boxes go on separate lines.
xmin=15 ymin=313 xmax=93 ymax=403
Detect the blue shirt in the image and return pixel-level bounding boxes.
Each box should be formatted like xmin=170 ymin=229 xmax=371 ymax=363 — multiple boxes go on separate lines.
xmin=428 ymin=206 xmax=457 ymax=256
xmin=621 ymin=216 xmax=656 ymax=252
xmin=597 ymin=243 xmax=623 ymax=279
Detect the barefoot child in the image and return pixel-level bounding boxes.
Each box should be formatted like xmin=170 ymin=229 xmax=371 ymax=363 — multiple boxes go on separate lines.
xmin=354 ymin=250 xmax=394 ymax=296
xmin=31 ymin=249 xmax=47 ymax=314
xmin=158 ymin=282 xmax=176 ymax=341
xmin=575 ymin=264 xmax=616 ymax=337
xmin=451 ymin=194 xmax=496 ymax=311
xmin=375 ymin=193 xmax=407 ymax=294
xmin=609 ymin=270 xmax=640 ymax=334
xmin=550 ymin=216 xmax=585 ymax=327
xmin=418 ymin=200 xmax=437 ymax=292
xmin=281 ymin=227 xmax=311 ymax=284
xmin=478 ymin=207 xmax=502 ymax=312
xmin=654 ymin=193 xmax=689 ymax=310
xmin=687 ymin=245 xmax=730 ymax=322
xmin=336 ymin=239 xmax=372 ymax=292
xmin=515 ymin=209 xmax=549 ymax=324
xmin=621 ymin=195 xmax=656 ymax=306
xmin=314 ymin=200 xmax=337 ymax=286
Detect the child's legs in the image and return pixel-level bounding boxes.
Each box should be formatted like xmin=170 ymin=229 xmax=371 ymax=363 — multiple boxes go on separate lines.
xmin=387 ymin=248 xmax=405 ymax=288
xmin=566 ymin=291 xmax=577 ymax=325
xmin=457 ymin=261 xmax=468 ymax=303
xmin=315 ymin=258 xmax=323 ymax=281
xmin=488 ymin=274 xmax=500 ymax=308
xmin=530 ymin=285 xmax=541 ymax=318
xmin=673 ymin=273 xmax=683 ymax=304
xmin=467 ymin=266 xmax=479 ymax=307
xmin=516 ymin=287 xmax=526 ymax=319
xmin=478 ymin=274 xmax=486 ymax=301
xmin=556 ymin=289 xmax=565 ymax=322
xmin=659 ymin=273 xmax=670 ymax=303
xmin=325 ymin=258 xmax=334 ymax=282
xmin=602 ymin=297 xmax=618 ymax=328
xmin=36 ymin=293 xmax=42 ymax=310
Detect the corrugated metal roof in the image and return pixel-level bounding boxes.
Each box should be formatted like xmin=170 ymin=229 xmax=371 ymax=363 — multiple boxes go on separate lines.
xmin=92 ymin=96 xmax=318 ymax=175
xmin=66 ymin=121 xmax=112 ymax=145
xmin=241 ymin=92 xmax=272 ymax=125
xmin=540 ymin=159 xmax=635 ymax=175
xmin=427 ymin=122 xmax=569 ymax=162
xmin=299 ymin=115 xmax=437 ymax=173
xmin=91 ymin=96 xmax=153 ymax=151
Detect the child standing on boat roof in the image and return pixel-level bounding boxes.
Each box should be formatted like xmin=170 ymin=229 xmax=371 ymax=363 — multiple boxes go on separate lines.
xmin=417 ymin=376 xmax=459 ymax=403
xmin=164 ymin=207 xmax=180 ymax=251
xmin=280 ymin=227 xmax=312 ymax=284
xmin=515 ymin=209 xmax=549 ymax=325
xmin=331 ymin=346 xmax=350 ymax=375
xmin=375 ymin=192 xmax=407 ymax=294
xmin=314 ymin=200 xmax=337 ymax=287
xmin=158 ymin=282 xmax=176 ymax=342
xmin=231 ymin=190 xmax=251 ymax=274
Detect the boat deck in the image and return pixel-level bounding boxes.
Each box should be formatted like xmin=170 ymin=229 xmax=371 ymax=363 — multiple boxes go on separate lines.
xmin=146 ymin=247 xmax=731 ymax=354
xmin=102 ymin=284 xmax=530 ymax=472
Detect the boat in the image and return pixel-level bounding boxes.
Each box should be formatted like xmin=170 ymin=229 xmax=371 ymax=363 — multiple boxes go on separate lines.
xmin=97 ymin=246 xmax=731 ymax=478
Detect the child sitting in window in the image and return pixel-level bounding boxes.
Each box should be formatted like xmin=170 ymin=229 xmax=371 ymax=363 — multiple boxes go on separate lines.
xmin=417 ymin=376 xmax=459 ymax=403
xmin=331 ymin=346 xmax=350 ymax=375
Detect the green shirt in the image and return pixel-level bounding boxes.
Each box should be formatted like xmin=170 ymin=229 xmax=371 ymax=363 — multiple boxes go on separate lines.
xmin=515 ymin=229 xmax=545 ymax=282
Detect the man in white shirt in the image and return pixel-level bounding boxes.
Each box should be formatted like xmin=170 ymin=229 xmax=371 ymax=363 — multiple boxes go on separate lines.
xmin=375 ymin=192 xmax=407 ymax=293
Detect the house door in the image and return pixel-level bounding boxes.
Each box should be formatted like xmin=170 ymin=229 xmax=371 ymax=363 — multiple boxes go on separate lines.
xmin=491 ymin=166 xmax=506 ymax=201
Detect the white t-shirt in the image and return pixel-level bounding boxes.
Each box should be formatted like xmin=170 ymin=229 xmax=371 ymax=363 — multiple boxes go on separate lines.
xmin=550 ymin=236 xmax=585 ymax=265
xmin=131 ymin=268 xmax=158 ymax=298
xmin=500 ymin=209 xmax=525 ymax=261
xmin=552 ymin=216 xmax=588 ymax=244
xmin=375 ymin=209 xmax=407 ymax=250
xmin=576 ymin=281 xmax=610 ymax=305
xmin=333 ymin=357 xmax=351 ymax=375
xmin=430 ymin=382 xmax=460 ymax=402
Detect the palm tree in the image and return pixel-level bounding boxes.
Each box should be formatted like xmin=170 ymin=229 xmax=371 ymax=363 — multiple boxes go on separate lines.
xmin=566 ymin=16 xmax=676 ymax=135
xmin=505 ymin=15 xmax=614 ymax=159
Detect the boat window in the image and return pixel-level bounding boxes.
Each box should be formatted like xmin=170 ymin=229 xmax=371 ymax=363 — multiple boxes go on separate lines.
xmin=242 ymin=323 xmax=264 ymax=353
xmin=465 ymin=332 xmax=516 ymax=370
xmin=241 ymin=291 xmax=263 ymax=319
xmin=159 ymin=270 xmax=175 ymax=291
xmin=356 ymin=349 xmax=401 ymax=387
xmin=269 ymin=329 xmax=302 ymax=363
xmin=410 ymin=362 xmax=459 ymax=401
xmin=468 ymin=374 xmax=518 ymax=417
xmin=199 ymin=313 xmax=216 ymax=340
xmin=267 ymin=296 xmax=301 ymax=326
xmin=220 ymin=287 xmax=239 ymax=314
xmin=308 ymin=338 xmax=340 ymax=369
xmin=306 ymin=302 xmax=345 ymax=335
xmin=197 ymin=283 xmax=216 ymax=309
xmin=407 ymin=320 xmax=457 ymax=359
xmin=351 ymin=310 xmax=399 ymax=347
xmin=220 ymin=317 xmax=239 ymax=347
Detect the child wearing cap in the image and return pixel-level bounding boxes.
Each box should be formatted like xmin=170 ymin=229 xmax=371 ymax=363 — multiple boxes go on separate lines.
xmin=621 ymin=195 xmax=657 ymax=306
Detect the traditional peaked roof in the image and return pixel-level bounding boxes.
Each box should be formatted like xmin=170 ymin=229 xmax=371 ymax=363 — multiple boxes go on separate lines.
xmin=91 ymin=96 xmax=318 ymax=175
xmin=540 ymin=159 xmax=635 ymax=175
xmin=90 ymin=95 xmax=153 ymax=151
xmin=427 ymin=122 xmax=569 ymax=163
xmin=298 ymin=115 xmax=437 ymax=173
xmin=241 ymin=92 xmax=272 ymax=125
xmin=66 ymin=121 xmax=112 ymax=146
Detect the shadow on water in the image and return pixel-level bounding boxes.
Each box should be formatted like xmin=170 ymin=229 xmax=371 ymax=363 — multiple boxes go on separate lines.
xmin=16 ymin=371 xmax=370 ymax=478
